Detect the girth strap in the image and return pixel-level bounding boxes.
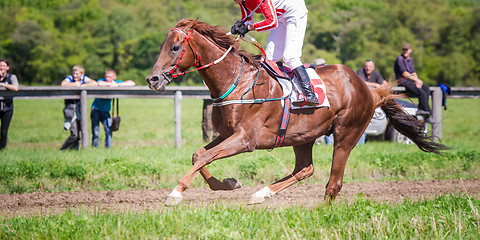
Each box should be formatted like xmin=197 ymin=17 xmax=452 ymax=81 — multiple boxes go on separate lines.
xmin=273 ymin=96 xmax=292 ymax=148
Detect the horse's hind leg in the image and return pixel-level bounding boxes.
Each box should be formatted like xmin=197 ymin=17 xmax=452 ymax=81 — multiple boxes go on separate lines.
xmin=324 ymin=118 xmax=369 ymax=204
xmin=196 ymin=137 xmax=242 ymax=190
xmin=249 ymin=142 xmax=315 ymax=204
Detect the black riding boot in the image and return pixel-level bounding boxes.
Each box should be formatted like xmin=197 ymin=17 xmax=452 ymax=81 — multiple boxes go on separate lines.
xmin=292 ymin=65 xmax=319 ymax=106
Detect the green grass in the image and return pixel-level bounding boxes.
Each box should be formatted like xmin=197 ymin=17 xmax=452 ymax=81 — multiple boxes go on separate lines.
xmin=1 ymin=98 xmax=478 ymax=194
xmin=1 ymin=98 xmax=479 ymax=238
xmin=1 ymin=194 xmax=479 ymax=239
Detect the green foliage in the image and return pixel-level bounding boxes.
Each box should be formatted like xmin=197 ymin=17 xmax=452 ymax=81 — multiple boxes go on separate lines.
xmin=64 ymin=165 xmax=87 ymax=181
xmin=239 ymin=161 xmax=258 ymax=179
xmin=1 ymin=0 xmax=479 ymax=86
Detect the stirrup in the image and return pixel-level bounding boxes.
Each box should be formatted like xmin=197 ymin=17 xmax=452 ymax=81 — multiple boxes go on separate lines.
xmin=292 ymin=97 xmax=318 ymax=107
xmin=292 ymin=99 xmax=306 ymax=107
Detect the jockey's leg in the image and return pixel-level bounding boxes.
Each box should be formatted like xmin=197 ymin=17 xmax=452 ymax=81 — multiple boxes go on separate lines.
xmin=265 ymin=17 xmax=286 ymax=62
xmin=282 ymin=14 xmax=318 ymax=106
xmin=292 ymin=65 xmax=319 ymax=106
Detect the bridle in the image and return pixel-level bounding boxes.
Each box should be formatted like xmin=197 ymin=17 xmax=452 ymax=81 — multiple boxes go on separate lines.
xmin=162 ymin=27 xmax=233 ymax=83
xmin=162 ymin=26 xmax=276 ymax=105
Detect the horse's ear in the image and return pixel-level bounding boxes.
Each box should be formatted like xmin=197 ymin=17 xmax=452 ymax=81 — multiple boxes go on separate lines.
xmin=184 ymin=18 xmax=199 ymax=30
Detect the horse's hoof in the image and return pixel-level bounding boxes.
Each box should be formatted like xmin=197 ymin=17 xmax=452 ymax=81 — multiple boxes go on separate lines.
xmin=223 ymin=178 xmax=242 ymax=190
xmin=164 ymin=196 xmax=183 ymax=206
xmin=248 ymin=186 xmax=275 ymax=205
xmin=248 ymin=195 xmax=266 ymax=205
xmin=323 ymin=193 xmax=336 ymax=206
xmin=164 ymin=189 xmax=183 ymax=207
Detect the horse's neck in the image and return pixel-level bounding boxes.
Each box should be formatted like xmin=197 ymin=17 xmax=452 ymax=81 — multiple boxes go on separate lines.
xmin=200 ymin=55 xmax=250 ymax=98
xmin=194 ymin=35 xmax=275 ymax=100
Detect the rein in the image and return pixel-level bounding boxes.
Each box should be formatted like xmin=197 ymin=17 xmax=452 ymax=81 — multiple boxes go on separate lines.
xmin=166 ymin=27 xmax=285 ymax=107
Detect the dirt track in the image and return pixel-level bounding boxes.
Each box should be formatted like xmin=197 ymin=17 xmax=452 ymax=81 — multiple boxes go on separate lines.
xmin=2 ymin=179 xmax=480 ymax=217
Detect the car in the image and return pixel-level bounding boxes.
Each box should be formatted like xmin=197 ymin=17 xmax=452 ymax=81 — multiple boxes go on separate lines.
xmin=365 ymin=99 xmax=427 ymax=144
xmin=315 ymin=99 xmax=426 ymax=145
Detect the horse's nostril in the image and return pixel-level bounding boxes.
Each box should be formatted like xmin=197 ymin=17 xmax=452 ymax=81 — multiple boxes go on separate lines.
xmin=147 ymin=76 xmax=159 ymax=84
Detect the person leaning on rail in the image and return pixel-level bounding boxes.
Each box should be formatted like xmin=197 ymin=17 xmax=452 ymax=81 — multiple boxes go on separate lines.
xmin=59 ymin=65 xmax=97 ymax=150
xmin=91 ymin=69 xmax=135 ymax=148
xmin=0 ymin=59 xmax=19 ymax=150
xmin=357 ymin=59 xmax=387 ymax=89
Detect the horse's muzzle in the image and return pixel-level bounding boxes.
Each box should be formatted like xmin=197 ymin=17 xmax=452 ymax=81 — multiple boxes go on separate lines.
xmin=146 ymin=75 xmax=168 ymax=92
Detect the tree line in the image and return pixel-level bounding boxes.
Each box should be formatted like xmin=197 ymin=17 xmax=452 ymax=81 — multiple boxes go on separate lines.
xmin=1 ymin=0 xmax=479 ymax=87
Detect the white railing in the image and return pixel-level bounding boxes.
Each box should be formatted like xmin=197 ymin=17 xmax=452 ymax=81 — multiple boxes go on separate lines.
xmin=2 ymin=86 xmax=477 ymax=148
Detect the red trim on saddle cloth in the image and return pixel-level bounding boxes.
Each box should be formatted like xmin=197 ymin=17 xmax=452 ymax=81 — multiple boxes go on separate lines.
xmin=310 ymin=77 xmax=326 ymax=106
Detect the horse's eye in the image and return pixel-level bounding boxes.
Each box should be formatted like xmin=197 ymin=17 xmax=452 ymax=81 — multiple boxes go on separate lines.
xmin=171 ymin=45 xmax=180 ymax=52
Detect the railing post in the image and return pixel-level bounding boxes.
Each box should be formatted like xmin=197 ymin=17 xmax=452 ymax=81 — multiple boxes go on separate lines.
xmin=80 ymin=90 xmax=89 ymax=148
xmin=174 ymin=90 xmax=182 ymax=148
xmin=431 ymin=87 xmax=442 ymax=140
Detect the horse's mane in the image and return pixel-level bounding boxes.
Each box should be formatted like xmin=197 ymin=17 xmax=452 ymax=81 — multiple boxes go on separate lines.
xmin=175 ymin=19 xmax=259 ymax=65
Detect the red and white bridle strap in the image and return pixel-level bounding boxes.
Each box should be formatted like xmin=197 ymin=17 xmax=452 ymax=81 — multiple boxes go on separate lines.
xmin=168 ymin=28 xmax=199 ymax=76
xmin=166 ymin=27 xmax=234 ymax=80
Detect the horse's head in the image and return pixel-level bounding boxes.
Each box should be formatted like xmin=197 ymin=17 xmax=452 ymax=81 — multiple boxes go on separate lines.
xmin=147 ymin=19 xmax=246 ymax=92
xmin=146 ymin=19 xmax=200 ymax=92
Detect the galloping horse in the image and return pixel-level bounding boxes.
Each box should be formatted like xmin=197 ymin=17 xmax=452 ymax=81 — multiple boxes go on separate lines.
xmin=146 ymin=19 xmax=448 ymax=206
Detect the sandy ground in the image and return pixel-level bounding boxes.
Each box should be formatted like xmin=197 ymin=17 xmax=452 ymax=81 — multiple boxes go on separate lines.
xmin=2 ymin=179 xmax=479 ymax=217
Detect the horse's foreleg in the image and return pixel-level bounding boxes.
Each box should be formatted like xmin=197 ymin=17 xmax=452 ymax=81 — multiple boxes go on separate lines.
xmin=199 ymin=167 xmax=242 ymax=191
xmin=249 ymin=142 xmax=315 ymax=204
xmin=165 ymin=131 xmax=254 ymax=206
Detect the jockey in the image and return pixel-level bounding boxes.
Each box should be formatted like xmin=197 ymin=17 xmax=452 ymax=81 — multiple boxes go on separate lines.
xmin=231 ymin=0 xmax=319 ymax=106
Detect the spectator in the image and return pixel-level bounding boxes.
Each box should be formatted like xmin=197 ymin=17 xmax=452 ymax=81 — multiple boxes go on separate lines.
xmin=60 ymin=65 xmax=97 ymax=150
xmin=356 ymin=59 xmax=387 ymax=144
xmin=0 ymin=59 xmax=19 ymax=150
xmin=394 ymin=43 xmax=436 ymax=124
xmin=91 ymin=69 xmax=135 ymax=148
xmin=202 ymin=99 xmax=219 ymax=143
xmin=357 ymin=60 xmax=387 ymax=89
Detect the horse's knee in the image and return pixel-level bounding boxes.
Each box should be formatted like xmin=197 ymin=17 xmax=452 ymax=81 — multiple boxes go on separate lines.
xmin=192 ymin=148 xmax=207 ymax=165
xmin=192 ymin=152 xmax=200 ymax=165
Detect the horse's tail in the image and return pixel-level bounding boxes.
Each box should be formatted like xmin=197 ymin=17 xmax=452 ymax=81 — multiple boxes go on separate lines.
xmin=370 ymin=86 xmax=449 ymax=155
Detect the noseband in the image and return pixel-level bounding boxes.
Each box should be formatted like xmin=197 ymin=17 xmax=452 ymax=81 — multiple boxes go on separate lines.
xmin=162 ymin=27 xmax=233 ymax=83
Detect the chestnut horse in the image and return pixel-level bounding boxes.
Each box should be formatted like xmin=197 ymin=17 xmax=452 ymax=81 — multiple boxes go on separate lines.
xmin=146 ymin=19 xmax=448 ymax=206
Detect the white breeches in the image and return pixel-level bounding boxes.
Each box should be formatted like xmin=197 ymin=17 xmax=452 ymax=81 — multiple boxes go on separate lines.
xmin=265 ymin=13 xmax=307 ymax=69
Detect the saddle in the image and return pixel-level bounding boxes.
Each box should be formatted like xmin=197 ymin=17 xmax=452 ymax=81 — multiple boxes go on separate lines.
xmin=260 ymin=60 xmax=330 ymax=148
xmin=261 ymin=60 xmax=330 ymax=109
